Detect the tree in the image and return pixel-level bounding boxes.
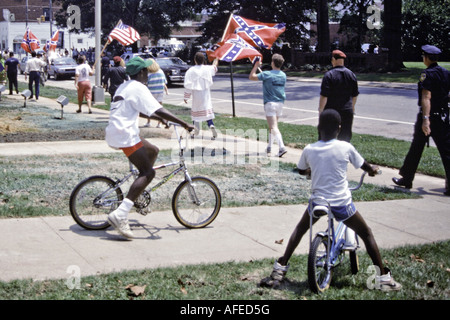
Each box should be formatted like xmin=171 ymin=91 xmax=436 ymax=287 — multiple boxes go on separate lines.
xmin=402 ymin=0 xmax=450 ymax=61
xmin=55 ymin=0 xmax=195 ymax=46
xmin=192 ymin=0 xmax=315 ymax=48
xmin=316 ymin=0 xmax=330 ymax=52
xmin=332 ymin=0 xmax=378 ymax=52
xmin=383 ymin=0 xmax=403 ymax=71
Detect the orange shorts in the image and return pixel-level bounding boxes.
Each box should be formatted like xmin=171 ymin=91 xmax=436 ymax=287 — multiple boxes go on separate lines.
xmin=77 ymin=80 xmax=92 ymax=102
xmin=120 ymin=141 xmax=144 ymax=157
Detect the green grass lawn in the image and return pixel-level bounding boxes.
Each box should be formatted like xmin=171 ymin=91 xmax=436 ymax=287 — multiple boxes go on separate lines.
xmin=0 ymin=240 xmax=448 ymax=300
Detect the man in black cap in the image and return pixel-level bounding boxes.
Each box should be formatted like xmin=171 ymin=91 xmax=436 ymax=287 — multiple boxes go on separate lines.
xmin=318 ymin=50 xmax=359 ymax=142
xmin=393 ymin=45 xmax=450 ymax=196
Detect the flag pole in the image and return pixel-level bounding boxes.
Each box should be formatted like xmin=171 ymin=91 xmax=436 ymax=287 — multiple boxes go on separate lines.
xmin=92 ymin=39 xmax=110 ymax=68
xmin=222 ymin=14 xmax=237 ymax=117
xmin=92 ymin=20 xmax=121 ymax=68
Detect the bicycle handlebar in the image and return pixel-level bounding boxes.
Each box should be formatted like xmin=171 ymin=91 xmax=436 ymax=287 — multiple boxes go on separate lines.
xmin=349 ymin=170 xmax=382 ymax=191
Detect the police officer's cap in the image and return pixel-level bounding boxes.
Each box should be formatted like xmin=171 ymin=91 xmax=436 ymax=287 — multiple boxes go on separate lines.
xmin=421 ymin=45 xmax=441 ymax=55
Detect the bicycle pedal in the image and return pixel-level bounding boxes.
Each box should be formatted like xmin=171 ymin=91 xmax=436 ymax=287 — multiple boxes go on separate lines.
xmin=137 ymin=208 xmax=151 ymax=216
xmin=342 ymin=244 xmax=357 ymax=251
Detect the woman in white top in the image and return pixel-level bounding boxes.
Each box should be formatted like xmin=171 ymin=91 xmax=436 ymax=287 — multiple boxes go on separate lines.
xmin=74 ymin=55 xmax=94 ymax=113
xmin=105 ymin=57 xmax=194 ymax=239
xmin=184 ymin=52 xmax=219 ymax=139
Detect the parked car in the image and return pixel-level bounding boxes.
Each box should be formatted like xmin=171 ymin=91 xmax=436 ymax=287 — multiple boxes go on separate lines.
xmin=120 ymin=52 xmax=153 ymax=64
xmin=19 ymin=56 xmax=29 ymax=74
xmin=155 ymin=57 xmax=190 ymax=84
xmin=48 ymin=57 xmax=77 ymax=80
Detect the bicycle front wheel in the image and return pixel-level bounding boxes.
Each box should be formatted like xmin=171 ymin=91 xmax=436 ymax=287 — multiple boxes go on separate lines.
xmin=172 ymin=176 xmax=221 ymax=228
xmin=69 ymin=176 xmax=124 ymax=230
xmin=308 ymin=235 xmax=333 ymax=293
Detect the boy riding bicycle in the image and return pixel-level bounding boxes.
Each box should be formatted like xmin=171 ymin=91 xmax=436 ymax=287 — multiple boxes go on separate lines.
xmin=260 ymin=109 xmax=402 ymax=291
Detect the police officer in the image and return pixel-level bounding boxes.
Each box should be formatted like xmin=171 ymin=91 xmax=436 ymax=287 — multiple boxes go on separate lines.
xmin=393 ymin=45 xmax=450 ymax=196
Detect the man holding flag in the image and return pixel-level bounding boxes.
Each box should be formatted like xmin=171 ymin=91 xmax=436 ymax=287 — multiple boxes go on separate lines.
xmin=249 ymin=54 xmax=287 ymax=157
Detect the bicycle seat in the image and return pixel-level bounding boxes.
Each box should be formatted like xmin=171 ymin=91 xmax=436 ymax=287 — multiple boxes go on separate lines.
xmin=311 ymin=205 xmax=330 ymax=219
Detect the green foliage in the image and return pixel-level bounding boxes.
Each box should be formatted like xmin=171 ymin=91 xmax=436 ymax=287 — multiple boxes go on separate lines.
xmin=402 ymin=0 xmax=450 ymax=61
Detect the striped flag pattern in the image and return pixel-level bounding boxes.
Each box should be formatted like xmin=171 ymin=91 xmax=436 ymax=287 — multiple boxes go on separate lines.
xmin=207 ymin=34 xmax=262 ymax=64
xmin=108 ymin=20 xmax=140 ymax=46
xmin=223 ymin=15 xmax=286 ymax=49
xmin=44 ymin=30 xmax=59 ymax=52
xmin=21 ymin=27 xmax=40 ymax=53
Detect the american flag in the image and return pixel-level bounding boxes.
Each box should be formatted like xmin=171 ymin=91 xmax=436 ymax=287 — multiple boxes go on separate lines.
xmin=21 ymin=28 xmax=40 ymax=53
xmin=223 ymin=15 xmax=286 ymax=49
xmin=44 ymin=30 xmax=59 ymax=52
xmin=207 ymin=34 xmax=262 ymax=64
xmin=108 ymin=20 xmax=140 ymax=46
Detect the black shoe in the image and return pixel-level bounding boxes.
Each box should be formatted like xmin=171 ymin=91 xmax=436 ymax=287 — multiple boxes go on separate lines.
xmin=444 ymin=190 xmax=450 ymax=196
xmin=392 ymin=177 xmax=412 ymax=189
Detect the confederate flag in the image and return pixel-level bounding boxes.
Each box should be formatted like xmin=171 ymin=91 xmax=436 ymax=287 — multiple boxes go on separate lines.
xmin=44 ymin=30 xmax=59 ymax=52
xmin=207 ymin=34 xmax=262 ymax=64
xmin=223 ymin=15 xmax=286 ymax=49
xmin=108 ymin=20 xmax=140 ymax=46
xmin=21 ymin=28 xmax=40 ymax=53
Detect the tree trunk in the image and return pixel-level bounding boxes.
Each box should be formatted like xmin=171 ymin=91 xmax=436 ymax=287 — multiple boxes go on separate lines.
xmin=383 ymin=0 xmax=404 ymax=71
xmin=316 ymin=0 xmax=330 ymax=52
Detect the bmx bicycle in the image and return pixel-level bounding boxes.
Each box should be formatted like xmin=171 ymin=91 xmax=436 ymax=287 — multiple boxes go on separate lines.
xmin=69 ymin=122 xmax=222 ymax=230
xmin=307 ymin=171 xmax=378 ymax=293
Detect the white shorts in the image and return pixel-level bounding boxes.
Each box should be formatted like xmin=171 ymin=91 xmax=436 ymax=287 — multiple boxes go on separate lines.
xmin=264 ymin=102 xmax=284 ymax=117
xmin=152 ymin=93 xmax=164 ymax=103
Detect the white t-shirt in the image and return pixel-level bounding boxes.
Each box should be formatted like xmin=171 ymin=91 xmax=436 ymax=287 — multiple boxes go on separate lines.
xmin=75 ymin=63 xmax=93 ymax=82
xmin=105 ymin=80 xmax=162 ymax=148
xmin=297 ymin=139 xmax=364 ymax=206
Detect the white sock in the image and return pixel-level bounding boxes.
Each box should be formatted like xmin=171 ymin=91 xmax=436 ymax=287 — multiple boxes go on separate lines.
xmin=272 ymin=129 xmax=285 ymax=149
xmin=268 ymin=133 xmax=274 ymax=150
xmin=115 ymin=198 xmax=133 ymax=219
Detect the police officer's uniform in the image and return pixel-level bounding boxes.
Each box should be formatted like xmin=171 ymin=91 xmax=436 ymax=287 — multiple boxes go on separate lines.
xmin=393 ymin=45 xmax=450 ymax=195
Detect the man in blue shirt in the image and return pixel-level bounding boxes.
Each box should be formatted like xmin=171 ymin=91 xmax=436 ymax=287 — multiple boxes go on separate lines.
xmin=4 ymin=52 xmax=19 ymax=95
xmin=249 ymin=54 xmax=287 ymax=157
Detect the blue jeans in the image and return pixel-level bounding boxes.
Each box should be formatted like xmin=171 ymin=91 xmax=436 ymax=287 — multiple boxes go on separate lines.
xmin=28 ymin=71 xmax=41 ymax=99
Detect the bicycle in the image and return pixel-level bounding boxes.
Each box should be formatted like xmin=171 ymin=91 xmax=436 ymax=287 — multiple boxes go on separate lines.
xmin=69 ymin=122 xmax=222 ymax=230
xmin=307 ymin=171 xmax=378 ymax=293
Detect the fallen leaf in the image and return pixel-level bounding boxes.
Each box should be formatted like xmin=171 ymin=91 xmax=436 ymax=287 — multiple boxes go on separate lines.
xmin=180 ymin=286 xmax=188 ymax=295
xmin=275 ymin=239 xmax=284 ymax=245
xmin=410 ymin=254 xmax=425 ymax=263
xmin=125 ymin=284 xmax=146 ymax=297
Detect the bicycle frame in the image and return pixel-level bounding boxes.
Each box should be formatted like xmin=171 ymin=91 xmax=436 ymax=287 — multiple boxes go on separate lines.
xmin=94 ymin=122 xmax=193 ymax=209
xmin=308 ymin=198 xmax=347 ymax=270
xmin=308 ymin=172 xmax=370 ymax=270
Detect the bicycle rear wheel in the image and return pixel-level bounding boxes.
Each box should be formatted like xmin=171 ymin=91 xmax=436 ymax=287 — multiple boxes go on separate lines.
xmin=172 ymin=176 xmax=221 ymax=228
xmin=69 ymin=176 xmax=124 ymax=230
xmin=308 ymin=235 xmax=333 ymax=293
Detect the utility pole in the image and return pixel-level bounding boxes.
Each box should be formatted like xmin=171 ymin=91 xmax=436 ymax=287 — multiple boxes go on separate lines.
xmin=93 ymin=0 xmax=105 ymax=104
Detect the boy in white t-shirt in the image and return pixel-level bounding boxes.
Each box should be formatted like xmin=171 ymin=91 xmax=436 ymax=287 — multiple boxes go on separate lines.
xmin=260 ymin=109 xmax=402 ymax=292
xmin=105 ymin=57 xmax=193 ymax=239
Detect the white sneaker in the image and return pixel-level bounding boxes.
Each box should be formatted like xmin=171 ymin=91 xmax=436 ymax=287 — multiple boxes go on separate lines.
xmin=143 ymin=123 xmax=151 ymax=128
xmin=277 ymin=148 xmax=287 ymax=158
xmin=210 ymin=125 xmax=217 ymax=140
xmin=108 ymin=210 xmax=134 ymax=239
xmin=377 ymin=272 xmax=402 ymax=291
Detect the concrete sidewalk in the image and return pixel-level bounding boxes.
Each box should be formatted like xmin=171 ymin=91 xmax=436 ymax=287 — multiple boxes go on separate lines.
xmin=0 ymin=95 xmax=449 ymax=283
